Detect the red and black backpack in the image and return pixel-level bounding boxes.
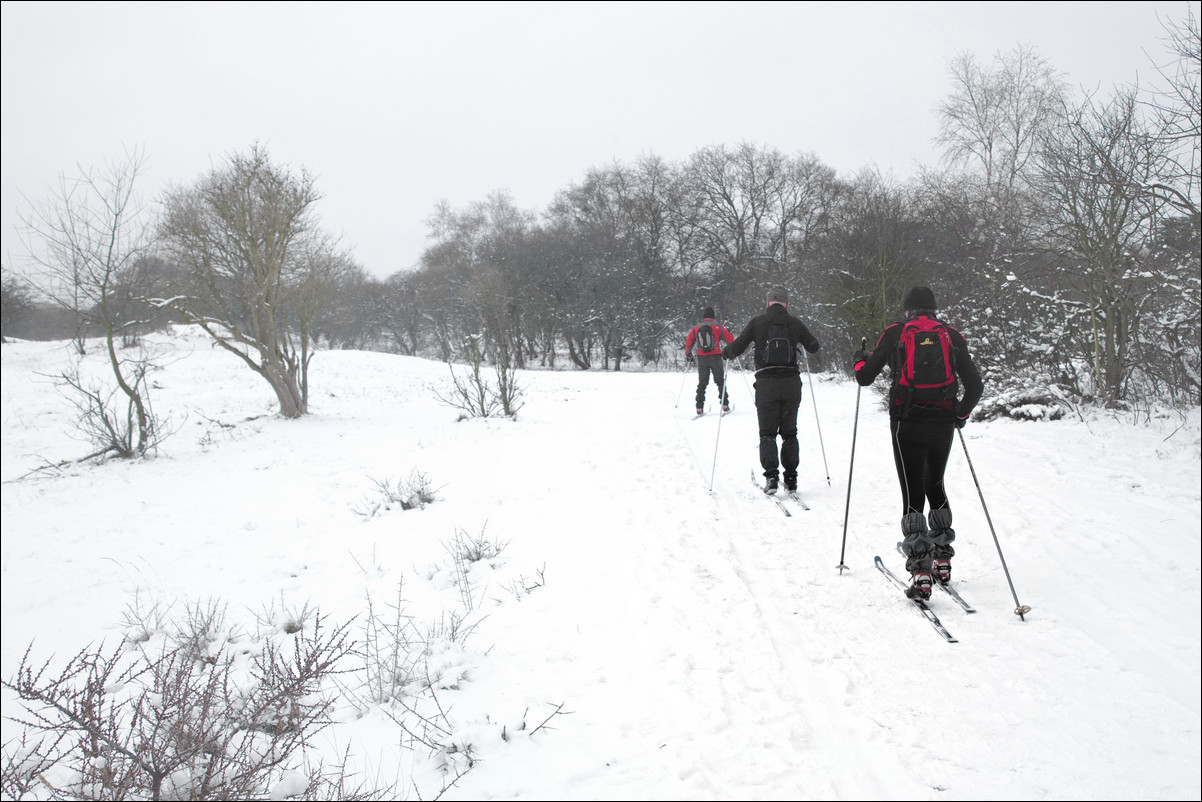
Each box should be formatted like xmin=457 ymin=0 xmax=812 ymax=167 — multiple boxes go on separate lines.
xmin=895 ymin=316 xmax=958 ymax=413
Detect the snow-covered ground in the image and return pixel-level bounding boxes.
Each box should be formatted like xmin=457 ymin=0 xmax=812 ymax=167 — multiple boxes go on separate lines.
xmin=2 ymin=325 xmax=1199 ymax=800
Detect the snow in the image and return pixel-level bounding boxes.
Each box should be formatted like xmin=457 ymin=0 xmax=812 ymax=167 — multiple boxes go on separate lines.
xmin=2 ymin=325 xmax=1200 ymax=800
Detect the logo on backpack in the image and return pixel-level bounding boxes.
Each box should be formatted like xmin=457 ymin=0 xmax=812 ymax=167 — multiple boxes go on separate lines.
xmin=763 ymin=321 xmax=794 ymax=367
xmin=696 ymin=324 xmax=716 ymax=353
xmin=897 ymin=317 xmax=956 ymax=400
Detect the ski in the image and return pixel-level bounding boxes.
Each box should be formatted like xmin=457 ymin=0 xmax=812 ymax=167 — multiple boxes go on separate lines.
xmin=750 ymin=470 xmax=791 ymax=517
xmin=874 ymin=556 xmax=958 ymax=643
xmin=895 ymin=543 xmax=976 ymax=613
xmin=785 ymin=490 xmax=810 ymax=510
xmin=936 ymin=581 xmax=976 ymax=613
xmin=692 ymin=404 xmax=730 ymax=419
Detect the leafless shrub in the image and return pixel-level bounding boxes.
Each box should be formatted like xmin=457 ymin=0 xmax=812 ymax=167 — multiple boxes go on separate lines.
xmin=501 ymin=564 xmax=548 ymax=601
xmin=195 ymin=412 xmax=263 ymax=449
xmin=351 ymin=471 xmax=437 ymax=518
xmin=119 ymin=589 xmax=174 ymax=645
xmin=359 ymin=581 xmax=421 ymax=706
xmin=440 ymin=526 xmax=507 ymax=613
xmin=446 ymin=526 xmax=508 ymax=566
xmin=170 ymin=598 xmax=240 ymax=665
xmin=382 ymin=690 xmax=569 ymax=794
xmin=255 ymin=594 xmax=317 ymax=636
xmin=2 ymin=612 xmax=358 ymax=800
xmin=0 ymin=728 xmax=70 ymax=799
xmin=53 ymin=358 xmax=172 ymax=461
xmin=357 ymin=581 xmax=482 ymax=708
xmin=431 ymin=334 xmax=525 ymax=420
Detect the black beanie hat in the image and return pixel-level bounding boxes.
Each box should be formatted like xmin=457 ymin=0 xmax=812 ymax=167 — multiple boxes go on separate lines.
xmin=702 ymin=306 xmax=715 ymax=319
xmin=766 ymin=286 xmax=789 ymax=307
xmin=902 ymin=285 xmax=937 ymax=312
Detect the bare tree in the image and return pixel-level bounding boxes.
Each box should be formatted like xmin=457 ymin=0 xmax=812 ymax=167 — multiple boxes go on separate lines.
xmin=421 ymin=191 xmax=538 ymax=371
xmin=823 ymin=169 xmax=925 ymax=350
xmin=1140 ymin=6 xmax=1201 ymax=216
xmin=671 ymin=142 xmax=842 ymax=328
xmin=678 ymin=142 xmax=794 ymax=298
xmin=938 ymin=44 xmax=1066 ymax=190
xmin=377 ymin=271 xmax=423 ymax=355
xmin=289 ymin=235 xmax=361 ymax=401
xmin=158 ymin=143 xmax=334 ymax=418
xmin=1034 ymin=89 xmax=1177 ymax=406
xmin=15 ymin=149 xmax=167 ymax=458
xmin=936 ymin=43 xmax=1066 ymax=270
xmin=928 ymin=45 xmax=1076 ymax=401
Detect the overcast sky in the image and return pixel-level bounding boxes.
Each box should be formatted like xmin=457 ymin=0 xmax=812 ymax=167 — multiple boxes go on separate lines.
xmin=1 ymin=1 xmax=1192 ymax=280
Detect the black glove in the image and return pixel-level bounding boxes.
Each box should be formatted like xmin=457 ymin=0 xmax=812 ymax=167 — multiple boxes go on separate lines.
xmin=852 ymin=349 xmax=869 ymax=370
xmin=686 ymin=353 xmax=695 ymax=365
xmin=955 ymin=414 xmax=969 ymax=429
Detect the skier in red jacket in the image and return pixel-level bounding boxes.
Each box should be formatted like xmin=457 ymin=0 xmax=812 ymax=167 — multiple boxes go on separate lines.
xmin=684 ymin=306 xmax=734 ymax=416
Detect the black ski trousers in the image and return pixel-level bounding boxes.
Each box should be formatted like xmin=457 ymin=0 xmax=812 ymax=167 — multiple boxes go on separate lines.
xmin=694 ymin=354 xmax=728 ymax=409
xmin=890 ymin=417 xmax=954 ymax=515
xmin=754 ymin=374 xmax=801 ymax=479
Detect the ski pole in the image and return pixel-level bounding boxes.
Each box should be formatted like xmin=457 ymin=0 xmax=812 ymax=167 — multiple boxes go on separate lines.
xmin=957 ymin=427 xmax=1032 ymax=621
xmin=837 ymin=338 xmax=866 ymax=574
xmin=734 ymin=353 xmax=755 ymax=401
xmin=708 ymin=387 xmax=726 ymax=492
xmin=675 ymin=361 xmax=690 ymax=408
xmin=804 ymin=350 xmax=831 ymax=486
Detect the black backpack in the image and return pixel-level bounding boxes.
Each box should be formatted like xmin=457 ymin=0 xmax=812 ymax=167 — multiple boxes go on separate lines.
xmin=763 ymin=320 xmax=794 ymax=367
xmin=696 ymin=323 xmax=716 ymax=352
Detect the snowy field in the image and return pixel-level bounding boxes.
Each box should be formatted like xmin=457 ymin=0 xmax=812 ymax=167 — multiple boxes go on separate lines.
xmin=2 ymin=325 xmax=1199 ymax=800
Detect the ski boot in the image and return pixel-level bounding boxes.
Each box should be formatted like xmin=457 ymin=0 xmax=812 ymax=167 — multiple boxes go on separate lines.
xmin=905 ymin=572 xmax=933 ymax=601
xmin=932 ymin=559 xmax=952 ymax=584
xmin=928 ymin=508 xmax=956 ymax=585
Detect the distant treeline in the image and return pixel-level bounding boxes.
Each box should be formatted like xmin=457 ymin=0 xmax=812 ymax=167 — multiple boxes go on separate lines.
xmin=4 ymin=29 xmax=1200 ymax=415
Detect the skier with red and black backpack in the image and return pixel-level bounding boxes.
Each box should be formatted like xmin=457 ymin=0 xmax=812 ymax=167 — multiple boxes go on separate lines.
xmin=851 ymin=285 xmax=984 ymax=602
xmin=685 ymin=306 xmax=735 ymax=416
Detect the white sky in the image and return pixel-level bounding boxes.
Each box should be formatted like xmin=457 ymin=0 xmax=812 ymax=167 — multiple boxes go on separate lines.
xmin=1 ymin=1 xmax=1192 ymax=279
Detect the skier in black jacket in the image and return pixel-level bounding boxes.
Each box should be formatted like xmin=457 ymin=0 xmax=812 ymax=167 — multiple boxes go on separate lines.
xmin=852 ymin=285 xmax=984 ymax=601
xmin=723 ymin=287 xmax=820 ymax=495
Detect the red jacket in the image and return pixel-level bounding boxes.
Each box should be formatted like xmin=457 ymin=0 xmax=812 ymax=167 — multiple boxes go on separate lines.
xmin=685 ymin=318 xmax=734 ymax=357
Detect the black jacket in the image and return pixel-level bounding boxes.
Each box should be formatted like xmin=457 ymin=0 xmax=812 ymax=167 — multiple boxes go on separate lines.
xmin=855 ymin=314 xmax=984 ymax=422
xmin=724 ymin=304 xmax=820 ymax=377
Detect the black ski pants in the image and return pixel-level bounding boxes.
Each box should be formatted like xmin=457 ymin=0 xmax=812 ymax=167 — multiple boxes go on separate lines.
xmin=694 ymin=354 xmax=728 ymax=409
xmin=754 ymin=374 xmax=802 ymax=479
xmin=890 ymin=417 xmax=954 ymax=515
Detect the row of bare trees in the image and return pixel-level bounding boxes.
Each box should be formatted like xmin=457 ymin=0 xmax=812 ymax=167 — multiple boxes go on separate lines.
xmin=369 ymin=20 xmax=1197 ymax=410
xmin=3 ymin=11 xmax=1198 ymax=448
